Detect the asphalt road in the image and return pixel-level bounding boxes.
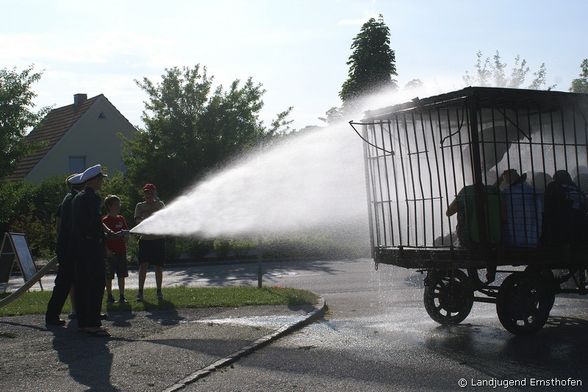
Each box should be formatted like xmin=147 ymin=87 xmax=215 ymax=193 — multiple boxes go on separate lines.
xmin=7 ymin=258 xmax=588 ymax=391
xmin=180 ymin=258 xmax=588 ymax=391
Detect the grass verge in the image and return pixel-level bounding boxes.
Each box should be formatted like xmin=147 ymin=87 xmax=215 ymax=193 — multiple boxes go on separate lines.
xmin=0 ymin=286 xmax=318 ymax=317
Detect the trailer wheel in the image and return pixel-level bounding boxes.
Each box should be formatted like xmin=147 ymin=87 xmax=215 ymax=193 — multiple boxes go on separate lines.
xmin=496 ymin=272 xmax=552 ymax=335
xmin=525 ymin=267 xmax=556 ymax=312
xmin=424 ymin=269 xmax=473 ymax=325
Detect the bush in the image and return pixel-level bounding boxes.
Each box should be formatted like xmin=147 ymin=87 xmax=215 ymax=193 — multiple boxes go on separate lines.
xmin=0 ymin=180 xmax=33 ymax=233
xmin=260 ymin=230 xmax=370 ymax=259
xmin=0 ymin=173 xmax=142 ymax=260
xmin=1 ymin=177 xmax=66 ymax=258
xmin=212 ymin=238 xmax=256 ymax=258
xmin=169 ymin=238 xmax=214 ymax=260
xmin=1 ymin=174 xmax=369 ymax=262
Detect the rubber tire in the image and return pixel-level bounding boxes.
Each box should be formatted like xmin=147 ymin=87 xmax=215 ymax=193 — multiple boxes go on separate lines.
xmin=424 ymin=269 xmax=474 ymax=325
xmin=496 ymin=272 xmax=552 ymax=335
xmin=525 ymin=267 xmax=556 ymax=313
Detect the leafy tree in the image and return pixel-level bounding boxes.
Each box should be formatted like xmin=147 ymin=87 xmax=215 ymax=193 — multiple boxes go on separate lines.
xmin=318 ymin=106 xmax=344 ymax=125
xmin=570 ymin=59 xmax=588 ymax=93
xmin=339 ymin=14 xmax=397 ymax=106
xmin=404 ymin=79 xmax=424 ymax=90
xmin=0 ymin=180 xmax=32 ymax=234
xmin=122 ymin=65 xmax=292 ymax=200
xmin=463 ymin=51 xmax=555 ymax=90
xmin=0 ymin=177 xmax=66 ymax=257
xmin=0 ymin=66 xmax=49 ymax=178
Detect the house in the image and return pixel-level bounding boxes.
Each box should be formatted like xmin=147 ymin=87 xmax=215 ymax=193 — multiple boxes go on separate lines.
xmin=7 ymin=93 xmax=137 ymax=183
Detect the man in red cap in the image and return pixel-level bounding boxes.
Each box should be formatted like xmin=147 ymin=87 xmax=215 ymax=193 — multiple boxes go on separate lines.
xmin=134 ymin=183 xmax=166 ymax=301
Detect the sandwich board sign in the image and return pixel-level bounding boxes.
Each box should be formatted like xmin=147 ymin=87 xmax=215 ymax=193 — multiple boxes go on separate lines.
xmin=0 ymin=233 xmax=41 ymax=292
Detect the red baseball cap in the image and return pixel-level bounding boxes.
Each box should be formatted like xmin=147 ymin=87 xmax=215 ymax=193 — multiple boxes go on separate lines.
xmin=143 ymin=183 xmax=157 ymax=192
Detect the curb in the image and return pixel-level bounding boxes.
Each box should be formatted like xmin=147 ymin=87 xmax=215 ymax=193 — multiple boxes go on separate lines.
xmin=162 ymin=297 xmax=328 ymax=392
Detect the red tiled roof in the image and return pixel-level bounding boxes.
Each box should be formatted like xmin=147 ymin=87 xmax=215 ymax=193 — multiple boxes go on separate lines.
xmin=6 ymin=95 xmax=102 ymax=181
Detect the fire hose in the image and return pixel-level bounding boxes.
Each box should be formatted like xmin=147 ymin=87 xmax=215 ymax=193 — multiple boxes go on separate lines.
xmin=0 ymin=257 xmax=58 ymax=308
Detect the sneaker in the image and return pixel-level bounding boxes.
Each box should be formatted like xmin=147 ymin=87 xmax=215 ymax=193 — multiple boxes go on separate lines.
xmin=136 ymin=292 xmax=144 ymax=302
xmin=107 ymin=295 xmax=115 ymax=304
xmin=156 ymin=291 xmax=164 ymax=301
xmin=119 ymin=296 xmax=128 ymax=304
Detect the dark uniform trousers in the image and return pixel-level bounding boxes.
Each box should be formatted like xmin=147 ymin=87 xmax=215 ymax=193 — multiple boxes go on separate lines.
xmin=45 ymin=190 xmax=77 ymax=322
xmin=45 ymin=256 xmax=75 ymax=322
xmin=71 ymin=187 xmax=106 ymax=329
xmin=74 ymin=240 xmax=105 ymax=328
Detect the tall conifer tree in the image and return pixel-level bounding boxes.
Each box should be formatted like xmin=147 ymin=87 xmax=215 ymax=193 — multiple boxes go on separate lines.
xmin=339 ymin=15 xmax=397 ymax=106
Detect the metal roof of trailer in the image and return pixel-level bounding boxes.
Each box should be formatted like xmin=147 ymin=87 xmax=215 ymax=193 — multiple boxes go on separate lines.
xmin=363 ymin=87 xmax=588 ymax=120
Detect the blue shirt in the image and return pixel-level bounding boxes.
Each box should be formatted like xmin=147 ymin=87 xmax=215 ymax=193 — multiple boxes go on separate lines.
xmin=502 ymin=182 xmax=542 ymax=247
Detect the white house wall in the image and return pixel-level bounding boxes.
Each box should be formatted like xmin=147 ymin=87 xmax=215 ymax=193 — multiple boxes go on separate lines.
xmin=25 ymin=97 xmax=136 ymax=183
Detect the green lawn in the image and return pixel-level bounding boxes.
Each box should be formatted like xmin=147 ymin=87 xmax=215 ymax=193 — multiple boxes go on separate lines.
xmin=0 ymin=286 xmax=318 ymax=317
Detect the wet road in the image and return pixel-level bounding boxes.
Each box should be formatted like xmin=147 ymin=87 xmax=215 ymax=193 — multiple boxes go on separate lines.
xmin=182 ymin=258 xmax=588 ymax=391
xmin=9 ymin=258 xmax=588 ymax=390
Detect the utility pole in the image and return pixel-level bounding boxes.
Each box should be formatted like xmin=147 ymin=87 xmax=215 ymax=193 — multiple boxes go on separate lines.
xmin=257 ymin=236 xmax=263 ymax=288
xmin=256 ymin=131 xmax=264 ymax=288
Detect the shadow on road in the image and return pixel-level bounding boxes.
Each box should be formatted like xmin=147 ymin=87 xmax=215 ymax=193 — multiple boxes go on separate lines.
xmin=51 ymin=324 xmax=118 ymax=391
xmin=107 ymin=304 xmax=136 ymax=328
xmin=0 ymin=320 xmax=49 ymax=332
xmin=143 ymin=300 xmax=184 ymax=326
xmin=147 ymin=337 xmax=254 ymax=357
xmin=190 ymin=331 xmax=476 ymax=391
xmin=165 ymin=259 xmax=341 ymax=287
xmin=424 ymin=316 xmax=588 ymax=381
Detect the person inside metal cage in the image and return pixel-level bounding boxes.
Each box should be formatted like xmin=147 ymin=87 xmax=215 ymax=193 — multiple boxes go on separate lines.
xmin=499 ymin=169 xmax=542 ymax=248
xmin=541 ymin=170 xmax=588 ymax=248
xmin=573 ymin=166 xmax=588 ymax=195
xmin=446 ymin=184 xmax=502 ymax=249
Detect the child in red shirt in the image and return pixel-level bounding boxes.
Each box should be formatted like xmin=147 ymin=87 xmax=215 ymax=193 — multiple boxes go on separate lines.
xmin=102 ymin=195 xmax=129 ymax=303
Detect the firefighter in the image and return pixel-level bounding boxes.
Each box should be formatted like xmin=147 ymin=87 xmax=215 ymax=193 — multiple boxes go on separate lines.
xmin=71 ymin=164 xmax=112 ymax=336
xmin=45 ymin=172 xmax=84 ymax=326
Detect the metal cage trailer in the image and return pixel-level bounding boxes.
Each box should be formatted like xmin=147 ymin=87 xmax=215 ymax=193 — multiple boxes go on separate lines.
xmin=351 ymin=87 xmax=588 ymax=335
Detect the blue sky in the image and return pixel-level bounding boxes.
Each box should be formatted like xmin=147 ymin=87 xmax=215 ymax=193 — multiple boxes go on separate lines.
xmin=1 ymin=0 xmax=587 ymax=130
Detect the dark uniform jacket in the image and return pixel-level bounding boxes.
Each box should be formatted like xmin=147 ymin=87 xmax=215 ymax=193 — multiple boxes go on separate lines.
xmin=71 ymin=187 xmax=105 ymax=264
xmin=56 ymin=189 xmax=77 ymax=263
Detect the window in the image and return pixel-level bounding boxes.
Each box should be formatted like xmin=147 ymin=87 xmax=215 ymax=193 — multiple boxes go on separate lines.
xmin=69 ymin=156 xmax=86 ymax=173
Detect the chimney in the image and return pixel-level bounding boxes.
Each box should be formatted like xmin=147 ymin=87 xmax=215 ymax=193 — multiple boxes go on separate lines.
xmin=73 ymin=93 xmax=87 ymax=111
